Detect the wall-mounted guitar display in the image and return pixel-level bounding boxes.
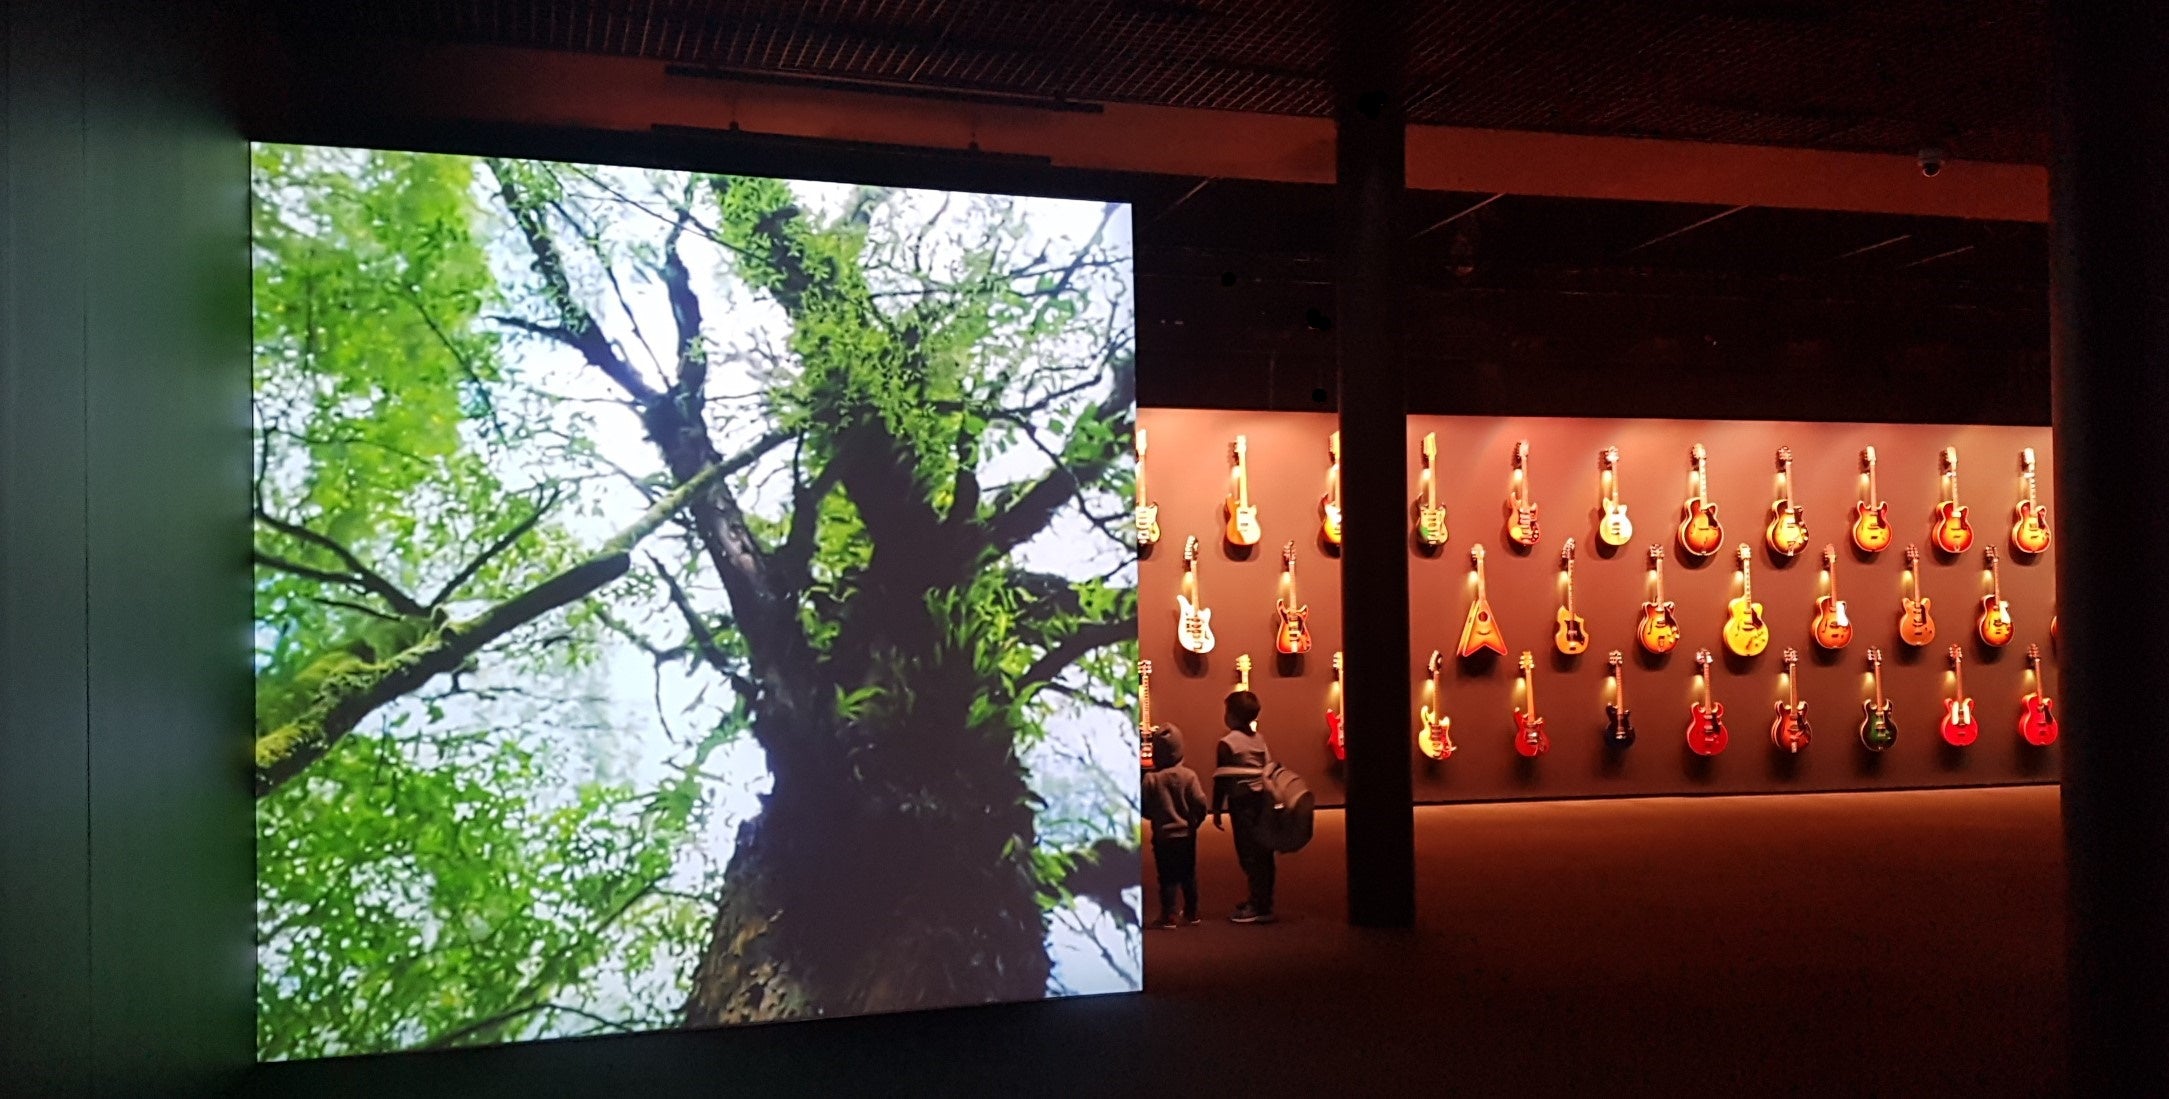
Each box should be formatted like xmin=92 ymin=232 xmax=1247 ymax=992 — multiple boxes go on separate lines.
xmin=1852 ymin=446 xmax=1893 ymax=554
xmin=2012 ymin=447 xmax=2050 ymax=555
xmin=1687 ymin=649 xmax=1729 ymax=756
xmin=1513 ymin=652 xmax=1549 ymax=758
xmin=1417 ymin=432 xmax=1449 ymax=548
xmin=1772 ymin=648 xmax=1810 ymax=753
xmin=1507 ymin=440 xmax=1541 ymax=548
xmin=1931 ymin=446 xmax=1975 ymax=554
xmin=1225 ymin=435 xmax=1261 ymax=547
xmin=1275 ymin=542 xmax=1313 ymax=655
xmin=1321 ymin=431 xmax=1343 ymax=548
xmin=1555 ymin=538 xmax=1590 ymax=656
xmin=1460 ymin=545 xmax=1507 ymax=658
xmin=1598 ymin=446 xmax=1634 ymax=546
xmin=1811 ymin=544 xmax=1853 ymax=650
xmin=1135 ymin=428 xmax=1161 ymax=549
xmin=1418 ymin=650 xmax=1454 ymax=761
xmin=1679 ymin=443 xmax=1724 ymax=558
xmin=1766 ymin=446 xmax=1810 ymax=557
xmin=1177 ymin=536 xmax=1215 ymax=654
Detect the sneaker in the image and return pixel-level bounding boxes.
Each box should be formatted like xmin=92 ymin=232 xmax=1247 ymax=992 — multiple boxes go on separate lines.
xmin=1146 ymin=917 xmax=1178 ymax=930
xmin=1181 ymin=913 xmax=1202 ymax=926
xmin=1249 ymin=910 xmax=1277 ymax=925
xmin=1229 ymin=904 xmax=1260 ymax=924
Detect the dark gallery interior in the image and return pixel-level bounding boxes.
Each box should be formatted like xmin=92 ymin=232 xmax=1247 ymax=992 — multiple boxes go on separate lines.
xmin=2 ymin=1 xmax=2162 ymax=1095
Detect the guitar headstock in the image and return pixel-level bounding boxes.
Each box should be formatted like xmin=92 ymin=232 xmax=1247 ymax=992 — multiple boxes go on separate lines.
xmin=1862 ymin=445 xmax=1877 ymax=468
xmin=1782 ymin=647 xmax=1798 ymax=669
xmin=1736 ymin=542 xmax=1752 ymax=565
xmin=1948 ymin=644 xmax=1963 ymax=667
xmin=1471 ymin=543 xmax=1487 ymax=566
xmin=1905 ymin=543 xmax=1921 ymax=569
xmin=1329 ymin=430 xmax=1340 ymax=464
xmin=1421 ymin=432 xmax=1437 ymax=463
xmin=1518 ymin=651 xmax=1535 ymax=673
xmin=1137 ymin=428 xmax=1148 ymax=458
xmin=1232 ymin=434 xmax=1248 ymax=464
xmin=1183 ymin=535 xmax=1200 ymax=566
xmin=1943 ymin=446 xmax=1958 ymax=474
xmin=1334 ymin=650 xmax=1344 ymax=676
xmin=1514 ymin=439 xmax=1530 ymax=468
xmin=1282 ymin=541 xmax=1297 ymax=570
xmin=2026 ymin=642 xmax=2041 ymax=666
xmin=1985 ymin=543 xmax=2000 ymax=568
xmin=1603 ymin=445 xmax=1620 ymax=469
xmin=1607 ymin=650 xmax=1624 ymax=670
xmin=1690 ymin=442 xmax=1707 ymax=467
xmin=1140 ymin=658 xmax=1152 ymax=679
xmin=1867 ymin=646 xmax=1884 ymax=667
xmin=1234 ymin=653 xmax=1252 ymax=692
xmin=1561 ymin=537 xmax=1577 ymax=563
xmin=1694 ymin=648 xmax=1713 ymax=673
xmin=1776 ymin=445 xmax=1794 ymax=468
xmin=1822 ymin=544 xmax=1837 ymax=568
xmin=1427 ymin=649 xmax=1443 ymax=678
xmin=2020 ymin=446 xmax=2036 ymax=473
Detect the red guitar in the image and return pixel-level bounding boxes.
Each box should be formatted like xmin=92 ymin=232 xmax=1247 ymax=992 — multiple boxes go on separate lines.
xmin=1686 ymin=648 xmax=1729 ymax=756
xmin=2019 ymin=643 xmax=2059 ymax=747
xmin=1513 ymin=651 xmax=1549 ymax=757
xmin=1940 ymin=644 xmax=1980 ymax=747
xmin=1326 ymin=651 xmax=1347 ymax=760
xmin=1274 ymin=542 xmax=1313 ymax=655
xmin=1770 ymin=647 xmax=1811 ymax=753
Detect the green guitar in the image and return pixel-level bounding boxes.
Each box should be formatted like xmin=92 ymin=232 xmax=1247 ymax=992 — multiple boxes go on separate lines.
xmin=1857 ymin=647 xmax=1898 ymax=752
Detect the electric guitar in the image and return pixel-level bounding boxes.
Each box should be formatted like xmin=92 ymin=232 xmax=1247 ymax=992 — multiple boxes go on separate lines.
xmin=1931 ymin=446 xmax=1975 ymax=554
xmin=1321 ymin=431 xmax=1344 ymax=546
xmin=1177 ymin=536 xmax=1216 ymax=654
xmin=1417 ymin=432 xmax=1449 ymax=548
xmin=1851 ymin=445 xmax=1893 ymax=554
xmin=1225 ymin=435 xmax=1262 ymax=546
xmin=1327 ymin=651 xmax=1347 ymax=760
xmin=1458 ymin=544 xmax=1508 ymax=658
xmin=1898 ymin=544 xmax=1937 ymax=646
xmin=1554 ymin=537 xmax=1590 ymax=656
xmin=1679 ymin=442 xmax=1724 ymax=557
xmin=2019 ymin=643 xmax=2059 ymax=746
xmin=1770 ymin=648 xmax=1811 ymax=753
xmin=2012 ymin=446 xmax=2050 ymax=554
xmin=1231 ymin=652 xmax=1253 ymax=695
xmin=1417 ymin=650 xmax=1455 ymax=760
xmin=1507 ymin=439 xmax=1540 ymax=547
xmin=1598 ymin=446 xmax=1634 ymax=546
xmin=1978 ymin=544 xmax=2014 ymax=647
xmin=1603 ymin=650 xmax=1636 ymax=747
xmin=1513 ymin=651 xmax=1549 ymax=757
xmin=1274 ymin=542 xmax=1313 ymax=655
xmin=1723 ymin=543 xmax=1771 ymax=658
xmin=1685 ymin=649 xmax=1729 ymax=756
xmin=1811 ymin=543 xmax=1853 ymax=650
xmin=1940 ymin=644 xmax=1980 ymax=747
xmin=1139 ymin=658 xmax=1156 ymax=769
xmin=1765 ymin=446 xmax=1809 ymax=557
xmin=1134 ymin=428 xmax=1161 ymax=549
xmin=1637 ymin=544 xmax=1682 ymax=655
xmin=1858 ymin=647 xmax=1898 ymax=751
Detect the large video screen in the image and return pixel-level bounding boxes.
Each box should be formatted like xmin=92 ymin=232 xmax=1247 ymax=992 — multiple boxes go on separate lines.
xmin=251 ymin=144 xmax=1138 ymax=1059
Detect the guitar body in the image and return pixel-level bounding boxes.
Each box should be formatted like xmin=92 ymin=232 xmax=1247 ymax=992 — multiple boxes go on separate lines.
xmin=1603 ymin=704 xmax=1636 ymax=748
xmin=1679 ymin=501 xmax=1723 ymax=557
xmin=1417 ymin=504 xmax=1449 ymax=548
xmin=1851 ymin=502 xmax=1893 ymax=553
xmin=1553 ymin=608 xmax=1589 ymax=656
xmin=1637 ymin=603 xmax=1681 ymax=654
xmin=1723 ymin=597 xmax=1771 ymax=657
xmin=1225 ymin=500 xmax=1262 ymax=546
xmin=1417 ymin=707 xmax=1454 ymax=760
xmin=1685 ymin=702 xmax=1729 ymax=756
xmin=1176 ymin=595 xmax=1216 ymax=654
xmin=1598 ymin=504 xmax=1633 ymax=546
xmin=1898 ymin=598 xmax=1937 ymax=646
xmin=1858 ymin=703 xmax=1899 ymax=752
xmin=1326 ymin=709 xmax=1346 ymax=760
xmin=1979 ymin=597 xmax=2015 ymax=647
xmin=1766 ymin=505 xmax=1809 ymax=557
xmin=1508 ymin=506 xmax=1541 ymax=548
xmin=1512 ymin=713 xmax=1549 ymax=758
xmin=1811 ymin=596 xmax=1854 ymax=650
xmin=2019 ymin=695 xmax=2059 ymax=747
xmin=1770 ymin=702 xmax=1812 ymax=753
xmin=1939 ymin=698 xmax=1980 ymax=747
xmin=1320 ymin=498 xmax=1343 ymax=546
xmin=1930 ymin=503 xmax=1974 ymax=554
xmin=1135 ymin=503 xmax=1161 ymax=548
xmin=1458 ymin=599 xmax=1507 ymax=658
xmin=1274 ymin=601 xmax=1312 ymax=655
xmin=2012 ymin=504 xmax=2051 ymax=554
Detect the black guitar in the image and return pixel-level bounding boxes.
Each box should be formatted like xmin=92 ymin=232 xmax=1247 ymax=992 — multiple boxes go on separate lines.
xmin=1603 ymin=650 xmax=1637 ymax=747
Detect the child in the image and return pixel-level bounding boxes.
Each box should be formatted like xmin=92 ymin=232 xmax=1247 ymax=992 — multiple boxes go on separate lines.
xmin=1141 ymin=722 xmax=1208 ymax=929
xmin=1212 ymin=690 xmax=1275 ymax=924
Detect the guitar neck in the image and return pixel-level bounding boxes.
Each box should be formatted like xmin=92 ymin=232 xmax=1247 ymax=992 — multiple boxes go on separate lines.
xmin=1874 ymin=666 xmax=1886 ymax=708
xmin=1867 ymin=461 xmax=1879 ymax=503
xmin=1140 ymin=677 xmax=1152 ymax=733
xmin=1525 ymin=666 xmax=1538 ymax=716
xmin=1565 ymin=563 xmax=1577 ymax=613
xmin=1237 ymin=458 xmax=1249 ymax=507
xmin=1425 ymin=457 xmax=1437 ymax=507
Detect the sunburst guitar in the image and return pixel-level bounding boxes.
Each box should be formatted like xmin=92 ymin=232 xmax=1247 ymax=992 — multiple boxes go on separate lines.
xmin=2012 ymin=446 xmax=2050 ymax=554
xmin=1931 ymin=446 xmax=1974 ymax=554
xmin=1810 ymin=544 xmax=1853 ymax=650
xmin=1554 ymin=538 xmax=1590 ymax=656
xmin=1679 ymin=442 xmax=1723 ymax=557
xmin=1274 ymin=542 xmax=1313 ymax=655
xmin=1637 ymin=544 xmax=1682 ymax=655
xmin=1321 ymin=431 xmax=1343 ymax=547
xmin=1978 ymin=544 xmax=2014 ymax=647
xmin=1897 ymin=544 xmax=1936 ymax=647
xmin=1851 ymin=445 xmax=1892 ymax=554
xmin=1722 ymin=543 xmax=1771 ymax=658
xmin=1765 ymin=446 xmax=1809 ymax=557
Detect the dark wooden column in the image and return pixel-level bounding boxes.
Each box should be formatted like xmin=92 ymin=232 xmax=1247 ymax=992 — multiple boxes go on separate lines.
xmin=1334 ymin=1 xmax=1415 ymax=928
xmin=2051 ymin=2 xmax=2169 ymax=1089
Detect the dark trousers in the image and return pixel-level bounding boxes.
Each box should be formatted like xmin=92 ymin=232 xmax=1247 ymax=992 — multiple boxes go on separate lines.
xmin=1151 ymin=834 xmax=1198 ymax=920
xmin=1230 ymin=795 xmax=1276 ymax=913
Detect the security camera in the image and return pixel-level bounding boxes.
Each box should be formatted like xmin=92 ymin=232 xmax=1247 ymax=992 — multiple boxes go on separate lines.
xmin=1918 ymin=146 xmax=1946 ymax=178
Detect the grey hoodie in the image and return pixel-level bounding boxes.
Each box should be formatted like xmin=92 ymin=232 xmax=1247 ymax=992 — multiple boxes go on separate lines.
xmin=1141 ymin=723 xmax=1209 ymax=841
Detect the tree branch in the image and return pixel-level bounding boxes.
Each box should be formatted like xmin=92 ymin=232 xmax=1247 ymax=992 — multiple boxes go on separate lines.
xmin=427 ymin=488 xmax=563 ymax=608
xmin=1019 ymin=619 xmax=1133 ymax=691
xmin=983 ymin=352 xmax=1135 ymax=556
xmin=649 ymin=555 xmax=758 ymax=701
xmin=253 ymin=511 xmax=426 ymax=617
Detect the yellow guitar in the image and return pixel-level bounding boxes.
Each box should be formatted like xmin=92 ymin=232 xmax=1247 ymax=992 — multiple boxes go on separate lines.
xmin=1417 ymin=650 xmax=1455 ymax=760
xmin=1722 ymin=543 xmax=1770 ymax=657
xmin=1225 ymin=435 xmax=1261 ymax=546
xmin=1134 ymin=428 xmax=1161 ymax=548
xmin=1416 ymin=432 xmax=1449 ymax=548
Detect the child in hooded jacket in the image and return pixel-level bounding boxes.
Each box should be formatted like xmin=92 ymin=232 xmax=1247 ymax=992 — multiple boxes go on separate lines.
xmin=1141 ymin=722 xmax=1209 ymax=929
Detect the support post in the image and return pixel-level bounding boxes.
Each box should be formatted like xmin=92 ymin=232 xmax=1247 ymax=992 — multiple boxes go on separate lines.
xmin=1335 ymin=0 xmax=1416 ymax=928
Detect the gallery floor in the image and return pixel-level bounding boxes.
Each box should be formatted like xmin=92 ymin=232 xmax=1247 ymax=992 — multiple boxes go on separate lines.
xmin=1148 ymin=785 xmax=2065 ymax=1095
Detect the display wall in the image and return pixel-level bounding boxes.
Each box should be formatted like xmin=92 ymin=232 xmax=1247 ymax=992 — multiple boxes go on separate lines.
xmin=1141 ymin=408 xmax=2058 ymax=805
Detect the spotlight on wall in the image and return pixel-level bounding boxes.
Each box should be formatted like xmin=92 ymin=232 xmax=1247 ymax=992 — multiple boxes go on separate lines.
xmin=1917 ymin=146 xmax=1947 ymax=178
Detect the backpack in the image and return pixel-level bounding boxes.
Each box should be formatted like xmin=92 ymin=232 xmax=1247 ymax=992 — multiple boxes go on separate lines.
xmin=1216 ymin=735 xmax=1314 ymax=854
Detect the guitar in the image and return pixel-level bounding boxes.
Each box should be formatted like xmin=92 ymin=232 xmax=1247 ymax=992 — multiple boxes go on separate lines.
xmin=1554 ymin=538 xmax=1590 ymax=656
xmin=1898 ymin=544 xmax=1937 ymax=646
xmin=1274 ymin=542 xmax=1313 ymax=655
xmin=1685 ymin=649 xmax=1729 ymax=756
xmin=1597 ymin=446 xmax=1634 ymax=546
xmin=1134 ymin=428 xmax=1161 ymax=549
xmin=1858 ymin=647 xmax=1898 ymax=751
xmin=1765 ymin=446 xmax=1810 ymax=557
xmin=2012 ymin=447 xmax=2051 ymax=554
xmin=1603 ymin=650 xmax=1636 ymax=747
xmin=1458 ymin=544 xmax=1508 ymax=657
xmin=1678 ymin=442 xmax=1724 ymax=557
xmin=1176 ymin=536 xmax=1216 ymax=654
xmin=1327 ymin=651 xmax=1347 ymax=760
xmin=1231 ymin=652 xmax=1253 ymax=695
xmin=1811 ymin=544 xmax=1853 ymax=650
xmin=1507 ymin=439 xmax=1540 ymax=547
xmin=1931 ymin=446 xmax=1975 ymax=554
xmin=1139 ymin=658 xmax=1156 ymax=769
xmin=1417 ymin=432 xmax=1450 ymax=548
xmin=1978 ymin=544 xmax=2014 ymax=647
xmin=2019 ymin=643 xmax=2059 ymax=746
xmin=1417 ymin=650 xmax=1456 ymax=760
xmin=1321 ymin=431 xmax=1344 ymax=546
xmin=1225 ymin=435 xmax=1262 ymax=546
xmin=1940 ymin=644 xmax=1980 ymax=747
xmin=1770 ymin=648 xmax=1811 ymax=753
xmin=1851 ymin=445 xmax=1893 ymax=554
xmin=1513 ymin=651 xmax=1549 ymax=757
xmin=1722 ymin=543 xmax=1771 ymax=658
xmin=1637 ymin=544 xmax=1682 ymax=655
